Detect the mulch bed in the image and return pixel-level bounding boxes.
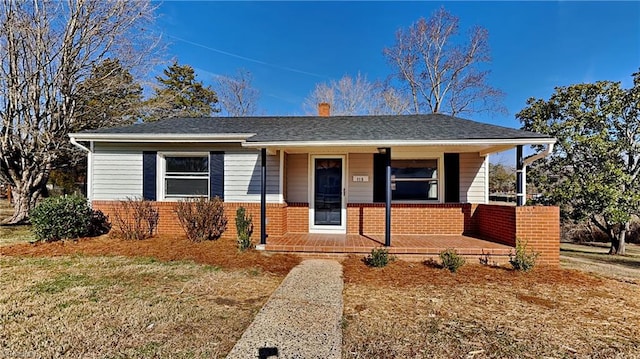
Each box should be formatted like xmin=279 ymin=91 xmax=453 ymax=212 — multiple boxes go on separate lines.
xmin=341 ymin=255 xmax=604 ymax=287
xmin=0 ymin=235 xmax=301 ymax=276
xmin=2 ymin=235 xmax=606 ymax=286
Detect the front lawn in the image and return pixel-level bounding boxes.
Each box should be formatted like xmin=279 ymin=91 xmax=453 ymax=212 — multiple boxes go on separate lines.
xmin=342 ymin=257 xmax=640 ymax=358
xmin=0 ymin=255 xmax=282 ymax=358
xmin=0 ymin=199 xmax=33 ymax=246
xmin=0 ymin=213 xmax=300 ymax=358
xmin=561 ymin=242 xmax=640 ymax=282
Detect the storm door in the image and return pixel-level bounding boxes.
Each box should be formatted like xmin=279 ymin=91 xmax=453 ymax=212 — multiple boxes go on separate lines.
xmin=310 ymin=156 xmax=346 ymax=233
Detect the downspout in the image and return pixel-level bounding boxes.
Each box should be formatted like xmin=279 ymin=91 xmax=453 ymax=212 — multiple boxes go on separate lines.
xmin=69 ymin=136 xmax=93 ymax=200
xmin=69 ymin=136 xmax=90 ymax=153
xmin=518 ymin=143 xmax=555 ymax=206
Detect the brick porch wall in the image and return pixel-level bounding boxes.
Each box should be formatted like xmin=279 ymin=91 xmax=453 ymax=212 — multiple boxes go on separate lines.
xmin=346 ymin=203 xmax=476 ymax=235
xmin=286 ymin=202 xmax=309 ymax=233
xmin=475 ymin=204 xmax=560 ymax=266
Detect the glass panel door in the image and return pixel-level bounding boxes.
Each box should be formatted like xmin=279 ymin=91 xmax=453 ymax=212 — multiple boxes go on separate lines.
xmin=314 ymin=158 xmax=342 ymax=226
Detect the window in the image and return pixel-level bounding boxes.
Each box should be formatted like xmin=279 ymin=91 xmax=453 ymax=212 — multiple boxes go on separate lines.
xmin=391 ymin=159 xmax=438 ymax=200
xmin=163 ymin=155 xmax=209 ymax=198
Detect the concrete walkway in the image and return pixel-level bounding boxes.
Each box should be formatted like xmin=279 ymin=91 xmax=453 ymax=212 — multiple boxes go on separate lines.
xmin=226 ymin=259 xmax=343 ymax=359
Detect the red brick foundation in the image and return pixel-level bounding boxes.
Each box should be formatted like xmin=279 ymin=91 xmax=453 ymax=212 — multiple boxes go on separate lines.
xmin=92 ymin=200 xmax=287 ymax=238
xmin=92 ymin=200 xmax=559 ymax=266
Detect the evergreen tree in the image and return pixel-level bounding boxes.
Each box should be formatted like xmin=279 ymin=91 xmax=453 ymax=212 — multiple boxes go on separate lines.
xmin=144 ymin=61 xmax=219 ymax=121
xmin=75 ymin=58 xmax=143 ymax=131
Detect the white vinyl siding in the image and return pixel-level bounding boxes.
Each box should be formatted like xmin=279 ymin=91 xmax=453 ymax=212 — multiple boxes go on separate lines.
xmin=92 ymin=146 xmax=143 ymax=200
xmin=224 ymin=150 xmax=280 ymax=202
xmin=348 ymin=153 xmax=373 ymax=203
xmin=91 ymin=144 xmax=281 ymax=202
xmin=459 ymin=152 xmax=487 ymax=203
xmin=286 ymin=154 xmax=308 ymax=203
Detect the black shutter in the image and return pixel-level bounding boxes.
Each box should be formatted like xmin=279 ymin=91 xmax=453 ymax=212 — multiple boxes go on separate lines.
xmin=142 ymin=151 xmax=157 ymax=200
xmin=373 ymin=153 xmax=387 ymax=203
xmin=444 ymin=153 xmax=460 ymax=203
xmin=209 ymin=151 xmax=224 ymax=199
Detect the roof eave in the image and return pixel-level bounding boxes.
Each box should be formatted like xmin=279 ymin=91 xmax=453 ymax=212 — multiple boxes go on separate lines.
xmin=241 ymin=138 xmax=556 ymax=148
xmin=68 ymin=133 xmax=256 ymax=143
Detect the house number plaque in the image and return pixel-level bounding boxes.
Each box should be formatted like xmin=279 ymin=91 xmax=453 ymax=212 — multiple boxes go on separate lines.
xmin=352 ymin=175 xmax=369 ymax=182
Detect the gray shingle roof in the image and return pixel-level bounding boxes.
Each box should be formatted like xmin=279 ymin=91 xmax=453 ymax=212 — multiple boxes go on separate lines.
xmin=82 ymin=114 xmax=551 ymax=142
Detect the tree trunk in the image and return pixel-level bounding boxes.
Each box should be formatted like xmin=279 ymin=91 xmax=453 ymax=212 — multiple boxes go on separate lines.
xmin=609 ymin=234 xmax=619 ymax=255
xmin=1 ymin=184 xmax=44 ymax=225
xmin=608 ymin=222 xmax=628 ymax=255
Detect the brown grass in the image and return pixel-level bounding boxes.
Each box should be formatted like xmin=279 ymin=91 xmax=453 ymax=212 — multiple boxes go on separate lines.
xmin=342 ymin=256 xmax=640 ymax=358
xmin=0 ymin=255 xmax=283 ymax=358
xmin=0 ymin=234 xmax=300 ymax=276
xmin=561 ymin=242 xmax=640 ymax=283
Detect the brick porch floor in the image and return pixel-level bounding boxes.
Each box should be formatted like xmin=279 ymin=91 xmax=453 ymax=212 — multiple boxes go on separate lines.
xmin=262 ymin=233 xmax=513 ymax=257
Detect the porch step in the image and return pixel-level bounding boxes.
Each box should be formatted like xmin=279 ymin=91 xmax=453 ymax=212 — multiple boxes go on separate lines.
xmin=262 ymin=234 xmax=514 ymax=263
xmin=263 ymin=244 xmax=512 ymax=256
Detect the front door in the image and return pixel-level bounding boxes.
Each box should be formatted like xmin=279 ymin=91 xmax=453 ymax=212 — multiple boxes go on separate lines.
xmin=310 ymin=155 xmax=346 ymax=233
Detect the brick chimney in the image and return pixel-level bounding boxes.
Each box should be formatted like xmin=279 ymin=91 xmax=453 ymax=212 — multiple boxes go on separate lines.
xmin=318 ymin=102 xmax=330 ymax=117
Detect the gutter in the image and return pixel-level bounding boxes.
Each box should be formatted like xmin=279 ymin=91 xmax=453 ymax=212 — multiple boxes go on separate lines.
xmin=243 ymin=138 xmax=556 ymax=148
xmin=68 ymin=133 xmax=255 ymax=143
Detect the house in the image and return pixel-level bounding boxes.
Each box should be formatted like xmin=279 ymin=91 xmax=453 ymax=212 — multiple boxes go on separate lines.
xmin=69 ymin=104 xmax=560 ymax=265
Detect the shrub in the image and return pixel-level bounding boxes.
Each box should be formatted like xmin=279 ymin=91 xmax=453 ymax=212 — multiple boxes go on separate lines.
xmin=236 ymin=206 xmax=254 ymax=251
xmin=439 ymin=248 xmax=465 ymax=273
xmin=30 ymin=195 xmax=109 ymax=242
xmin=509 ymin=239 xmax=539 ymax=272
xmin=87 ymin=209 xmax=111 ymax=237
xmin=112 ymin=197 xmax=159 ymax=240
xmin=175 ymin=197 xmax=227 ymax=242
xmin=479 ymin=250 xmax=497 ymax=267
xmin=364 ymin=248 xmax=394 ymax=268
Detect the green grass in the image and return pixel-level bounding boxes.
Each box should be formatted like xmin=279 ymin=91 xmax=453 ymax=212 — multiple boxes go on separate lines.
xmin=0 ymin=225 xmax=33 ymax=246
xmin=0 ymin=199 xmax=34 ymax=246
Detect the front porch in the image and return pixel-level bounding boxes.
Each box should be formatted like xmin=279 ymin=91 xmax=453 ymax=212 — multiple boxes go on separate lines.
xmin=263 ymin=233 xmax=513 ymax=261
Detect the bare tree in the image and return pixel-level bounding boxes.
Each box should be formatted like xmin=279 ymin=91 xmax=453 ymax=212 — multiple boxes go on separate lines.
xmin=383 ymin=7 xmax=504 ymax=116
xmin=304 ymin=73 xmax=374 ymax=116
xmin=0 ymin=0 xmax=157 ymax=224
xmin=370 ymin=84 xmax=412 ymax=115
xmin=216 ymin=69 xmax=260 ymax=117
xmin=304 ymin=73 xmax=410 ymax=116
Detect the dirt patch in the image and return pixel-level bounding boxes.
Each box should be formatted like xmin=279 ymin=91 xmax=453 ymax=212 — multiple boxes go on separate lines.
xmin=342 ymin=256 xmax=640 ymax=358
xmin=0 ymin=234 xmax=301 ymax=276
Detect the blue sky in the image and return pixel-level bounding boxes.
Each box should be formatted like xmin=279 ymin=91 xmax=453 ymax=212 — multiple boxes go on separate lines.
xmin=155 ymin=1 xmax=639 ymax=145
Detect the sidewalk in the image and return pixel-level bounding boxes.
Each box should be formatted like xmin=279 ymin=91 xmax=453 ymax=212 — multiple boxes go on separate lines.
xmin=226 ymin=259 xmax=343 ymax=359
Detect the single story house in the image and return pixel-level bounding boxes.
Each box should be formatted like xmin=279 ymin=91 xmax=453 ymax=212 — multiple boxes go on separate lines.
xmin=69 ymin=104 xmax=560 ymax=265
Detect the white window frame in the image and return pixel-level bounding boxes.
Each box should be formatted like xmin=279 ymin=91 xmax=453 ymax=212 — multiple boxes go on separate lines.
xmin=391 ymin=159 xmax=439 ymax=201
xmin=388 ymin=152 xmax=443 ymax=203
xmin=158 ymin=152 xmax=209 ymax=200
